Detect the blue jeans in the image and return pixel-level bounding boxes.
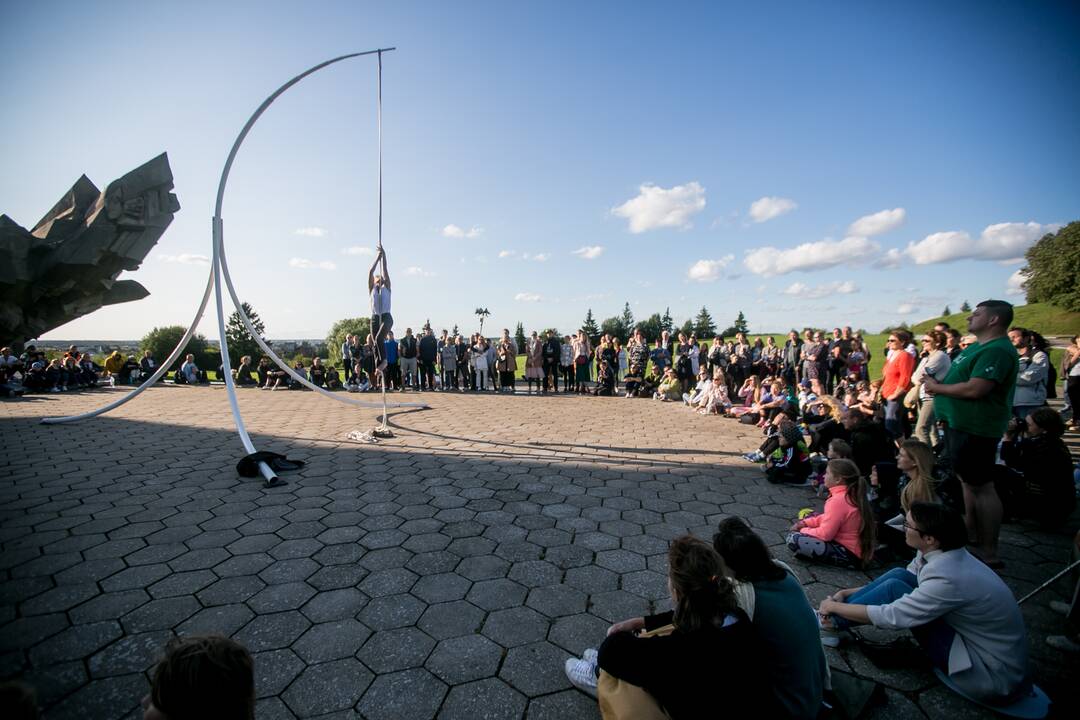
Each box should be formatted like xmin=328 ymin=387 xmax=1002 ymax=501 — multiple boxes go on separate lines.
xmin=884 ymin=398 xmax=903 ymax=438
xmin=832 ymin=568 xmax=955 ymax=670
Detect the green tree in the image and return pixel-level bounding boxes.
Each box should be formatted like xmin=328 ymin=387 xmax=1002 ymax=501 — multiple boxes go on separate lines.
xmin=514 ymin=322 xmax=527 ymax=352
xmin=581 ymin=308 xmax=600 ymax=341
xmin=679 ymin=319 xmax=695 ymax=338
xmin=942 ymin=305 xmax=951 ymax=316
xmin=600 ymin=316 xmax=623 ymax=339
xmin=620 ymin=302 xmax=635 ymax=338
xmin=326 ymin=317 xmax=371 ymax=367
xmin=140 ymin=325 xmax=209 ymax=372
xmin=451 ymin=324 xmax=459 ymax=337
xmin=637 ymin=313 xmax=663 ymax=343
xmin=693 ymin=305 xmax=716 ymax=338
xmin=661 ymin=307 xmax=674 ymax=334
xmin=225 ymin=301 xmax=268 ymax=365
xmin=1022 ymin=221 xmax=1080 ymax=311
xmin=960 ymin=300 xmax=971 ymax=312
xmin=733 ymin=310 xmax=749 ymax=334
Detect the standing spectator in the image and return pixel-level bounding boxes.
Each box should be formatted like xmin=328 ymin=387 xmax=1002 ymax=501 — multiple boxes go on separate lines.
xmin=418 ymin=327 xmax=438 ymax=391
xmin=573 ymin=331 xmax=592 ymax=393
xmin=542 ymin=330 xmax=561 ymax=393
xmin=524 ymin=330 xmax=544 ymax=393
xmin=799 ymin=330 xmax=821 ymax=388
xmin=472 ymin=336 xmax=490 ymax=391
xmin=497 ymin=333 xmax=517 ymax=392
xmin=945 ymin=328 xmax=963 ymax=360
xmin=732 ymin=332 xmax=752 ymax=387
xmin=649 ymin=337 xmax=671 ymax=374
xmin=1009 ymin=327 xmax=1048 ymax=419
xmin=383 ymin=331 xmax=400 ymax=390
xmin=456 ymin=334 xmax=471 ymax=392
xmin=923 ymin=300 xmax=1017 ymax=568
xmin=1064 ymin=334 xmax=1080 ymax=430
xmin=560 ymin=335 xmax=575 ymax=393
xmin=624 ymin=329 xmax=649 ymax=398
xmin=615 ymin=338 xmax=628 ymax=386
xmin=881 ymin=330 xmax=916 ymax=440
xmin=340 ymin=334 xmax=354 ymax=385
xmin=911 ymin=330 xmax=951 ymax=447
xmin=399 ymin=327 xmax=418 ymax=390
xmin=440 ymin=336 xmax=458 ymax=391
xmin=781 ymin=330 xmax=801 ymax=387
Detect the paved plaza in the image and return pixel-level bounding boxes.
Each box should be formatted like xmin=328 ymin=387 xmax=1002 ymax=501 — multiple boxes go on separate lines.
xmin=1 ymin=385 xmax=1077 ymax=718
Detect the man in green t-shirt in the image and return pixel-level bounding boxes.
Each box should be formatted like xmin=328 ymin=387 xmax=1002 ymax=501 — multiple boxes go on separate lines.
xmin=924 ymin=300 xmax=1018 ymax=568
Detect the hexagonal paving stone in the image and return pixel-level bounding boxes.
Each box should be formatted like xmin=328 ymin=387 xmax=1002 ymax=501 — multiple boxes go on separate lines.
xmin=196 ymin=575 xmax=267 ymax=606
xmin=425 ymin=633 xmax=504 ymax=684
xmin=544 ymin=544 xmax=595 ymax=569
xmin=234 ymin=610 xmax=311 ymax=652
xmin=525 ymin=689 xmax=601 ymax=719
xmin=407 ymin=550 xmax=461 ymax=575
xmin=356 ymin=668 xmax=448 ymax=720
xmin=481 ymin=606 xmax=549 ymax=648
xmin=438 ymin=678 xmax=527 ymax=720
xmin=45 ymin=672 xmax=147 ymax=720
xmin=29 ymin=620 xmax=122 ymax=665
xmin=548 ymin=613 xmax=611 ymax=656
xmin=282 ymin=658 xmax=372 ymax=716
xmin=257 ymin=558 xmax=319 ymax=585
xmin=620 ymin=569 xmax=669 ymax=600
xmin=417 ymin=600 xmax=486 ymax=640
xmin=292 ymin=619 xmax=372 ymax=663
xmin=252 ymin=648 xmax=305 ymax=698
xmin=507 ymin=560 xmax=561 ymax=588
xmin=299 ymin=587 xmax=368 ymax=623
xmin=359 ymin=567 xmax=419 ymax=597
xmin=70 ymin=589 xmax=151 ymax=624
xmin=526 ymin=585 xmax=588 ymax=617
xmin=88 ymin=629 xmax=172 ymax=678
xmin=499 ymin=641 xmax=572 ymax=697
xmin=456 ymin=555 xmax=511 ymax=581
xmin=588 ymin=590 xmax=651 ymax=623
xmin=121 ymin=596 xmax=200 ymax=633
xmin=148 ymin=569 xmax=217 ymax=598
xmin=176 ymin=604 xmax=254 ymax=637
xmin=410 ymin=572 xmax=472 ymax=604
xmin=466 ymin=578 xmax=528 ymax=611
xmin=357 ymin=593 xmax=428 ymax=630
xmin=245 ymin=582 xmax=317 ymax=613
xmin=595 ymin=549 xmax=647 ymax=573
xmin=357 ymin=626 xmax=436 ymax=673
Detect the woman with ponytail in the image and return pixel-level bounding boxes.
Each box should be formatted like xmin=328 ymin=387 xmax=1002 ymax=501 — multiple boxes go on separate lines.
xmin=788 ymin=458 xmax=876 ymax=568
xmin=564 ymin=535 xmax=767 ymax=717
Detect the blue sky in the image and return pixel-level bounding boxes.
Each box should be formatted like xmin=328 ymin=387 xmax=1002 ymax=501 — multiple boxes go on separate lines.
xmin=3 ymin=1 xmax=1078 ymax=340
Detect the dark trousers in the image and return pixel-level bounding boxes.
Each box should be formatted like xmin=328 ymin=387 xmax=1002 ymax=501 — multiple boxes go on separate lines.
xmin=1067 ymin=376 xmax=1080 ymax=424
xmin=543 ymin=361 xmax=558 ymax=391
xmin=419 ymin=360 xmax=436 ymax=389
xmin=560 ymin=365 xmax=574 ymax=391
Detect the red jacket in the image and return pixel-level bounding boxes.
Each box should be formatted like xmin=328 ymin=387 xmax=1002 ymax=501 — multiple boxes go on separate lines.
xmin=881 ymin=350 xmax=914 ymax=400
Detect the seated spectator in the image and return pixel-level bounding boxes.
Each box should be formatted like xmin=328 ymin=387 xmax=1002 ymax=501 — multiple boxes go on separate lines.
xmin=764 ymin=419 xmax=810 ymax=484
xmin=288 ymin=359 xmax=308 ymax=389
xmin=593 ymin=357 xmax=616 ymax=396
xmin=653 ymin=367 xmax=682 ymax=401
xmin=682 ymin=366 xmax=711 ymax=406
xmin=999 ymin=408 xmax=1076 ymax=527
xmin=697 ymin=369 xmax=732 ymax=414
xmin=727 ymin=376 xmax=761 ymax=418
xmin=1 ymin=347 xmax=22 ymax=374
xmin=22 ymin=360 xmax=48 ymax=392
xmin=140 ymin=349 xmax=158 ymax=379
xmin=103 ymin=350 xmax=124 ymax=381
xmin=564 ymin=535 xmax=767 ymax=717
xmin=45 ymin=358 xmax=65 ymax=391
xmin=325 ymin=364 xmax=342 ymax=390
xmin=787 ymin=458 xmax=875 ymax=568
xmin=233 ymin=356 xmax=257 ymax=386
xmin=807 ymin=396 xmax=847 ymax=453
xmin=0 ymin=362 xmax=24 ymax=398
xmin=348 ymin=365 xmax=371 ymax=392
xmin=713 ymin=518 xmax=827 ymax=720
xmin=178 ymin=354 xmax=206 ymax=384
xmin=142 ymin=634 xmax=254 ymax=720
xmin=120 ymin=355 xmax=140 ymax=384
xmin=818 ymin=502 xmax=1032 ymax=706
xmin=309 ymin=357 xmax=327 ymax=388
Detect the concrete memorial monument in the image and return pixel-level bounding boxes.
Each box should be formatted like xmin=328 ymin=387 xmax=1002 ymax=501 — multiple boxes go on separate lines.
xmin=0 ymin=153 xmax=179 ymax=346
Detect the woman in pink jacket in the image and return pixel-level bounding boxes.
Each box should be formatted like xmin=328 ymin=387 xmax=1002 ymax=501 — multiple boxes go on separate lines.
xmin=787 ymin=459 xmax=876 ymax=569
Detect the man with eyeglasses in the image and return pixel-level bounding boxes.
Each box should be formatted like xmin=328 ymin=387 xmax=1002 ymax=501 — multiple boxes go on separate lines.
xmin=817 ymin=502 xmax=1031 ymax=705
xmin=922 ymin=300 xmax=1018 ymax=569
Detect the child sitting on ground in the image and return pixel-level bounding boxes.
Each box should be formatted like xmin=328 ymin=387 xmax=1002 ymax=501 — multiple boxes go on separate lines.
xmin=325 ymin=365 xmax=342 ymax=390
xmin=654 ymin=367 xmax=682 ymax=401
xmin=764 ymin=420 xmax=811 ymax=484
xmin=787 ymin=458 xmax=875 ymax=569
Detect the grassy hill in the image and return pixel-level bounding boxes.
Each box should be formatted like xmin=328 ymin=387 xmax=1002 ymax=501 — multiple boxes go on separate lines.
xmin=911 ymin=303 xmax=1080 ymax=337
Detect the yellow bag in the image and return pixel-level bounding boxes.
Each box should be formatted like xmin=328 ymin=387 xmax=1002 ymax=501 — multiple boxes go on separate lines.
xmin=597 ymin=625 xmax=674 ymax=720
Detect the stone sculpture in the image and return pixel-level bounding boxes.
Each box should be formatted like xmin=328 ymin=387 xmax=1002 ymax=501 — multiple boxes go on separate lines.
xmin=0 ymin=153 xmax=179 ymax=347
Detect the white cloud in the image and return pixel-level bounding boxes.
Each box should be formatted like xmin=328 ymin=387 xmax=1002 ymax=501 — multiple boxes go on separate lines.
xmin=289 ymin=257 xmax=336 ymax=270
xmin=612 ymin=182 xmax=706 ymax=233
xmin=873 ymin=247 xmax=905 ymax=269
xmin=404 ymin=266 xmax=436 ymax=277
xmin=781 ymin=280 xmax=859 ymax=299
xmin=686 ymin=255 xmax=735 ymax=283
xmin=1006 ymin=269 xmax=1026 ymax=297
xmin=748 ymin=196 xmax=797 ymax=223
xmin=903 ymin=222 xmax=1058 ymax=265
xmin=896 ymin=303 xmax=918 ymax=314
xmin=159 ymin=253 xmax=210 ymax=266
xmin=341 ymin=246 xmax=374 ymax=256
xmin=514 ymin=292 xmax=542 ymax=302
xmin=523 ymin=252 xmax=550 ymax=262
xmin=442 ymin=224 xmax=484 ymax=239
xmin=572 ymin=245 xmax=605 ymax=260
xmin=743 ymin=236 xmax=879 ymax=276
xmin=294 ymin=227 xmax=327 ymax=237
xmin=848 ymin=208 xmax=906 ymax=237
xmin=498 ymin=250 xmax=515 ymax=258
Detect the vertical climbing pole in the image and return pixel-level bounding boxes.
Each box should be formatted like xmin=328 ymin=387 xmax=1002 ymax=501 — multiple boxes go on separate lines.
xmin=374 ymin=49 xmax=393 ymax=437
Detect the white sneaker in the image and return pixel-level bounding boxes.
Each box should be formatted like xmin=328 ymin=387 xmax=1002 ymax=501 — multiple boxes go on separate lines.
xmin=583 ymin=648 xmax=598 ymax=663
xmin=1046 ymin=634 xmax=1080 ymax=653
xmin=1049 ymin=600 xmax=1071 ymax=616
xmin=564 ymin=657 xmax=598 ymax=698
xmin=818 ymin=613 xmax=841 ymax=648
